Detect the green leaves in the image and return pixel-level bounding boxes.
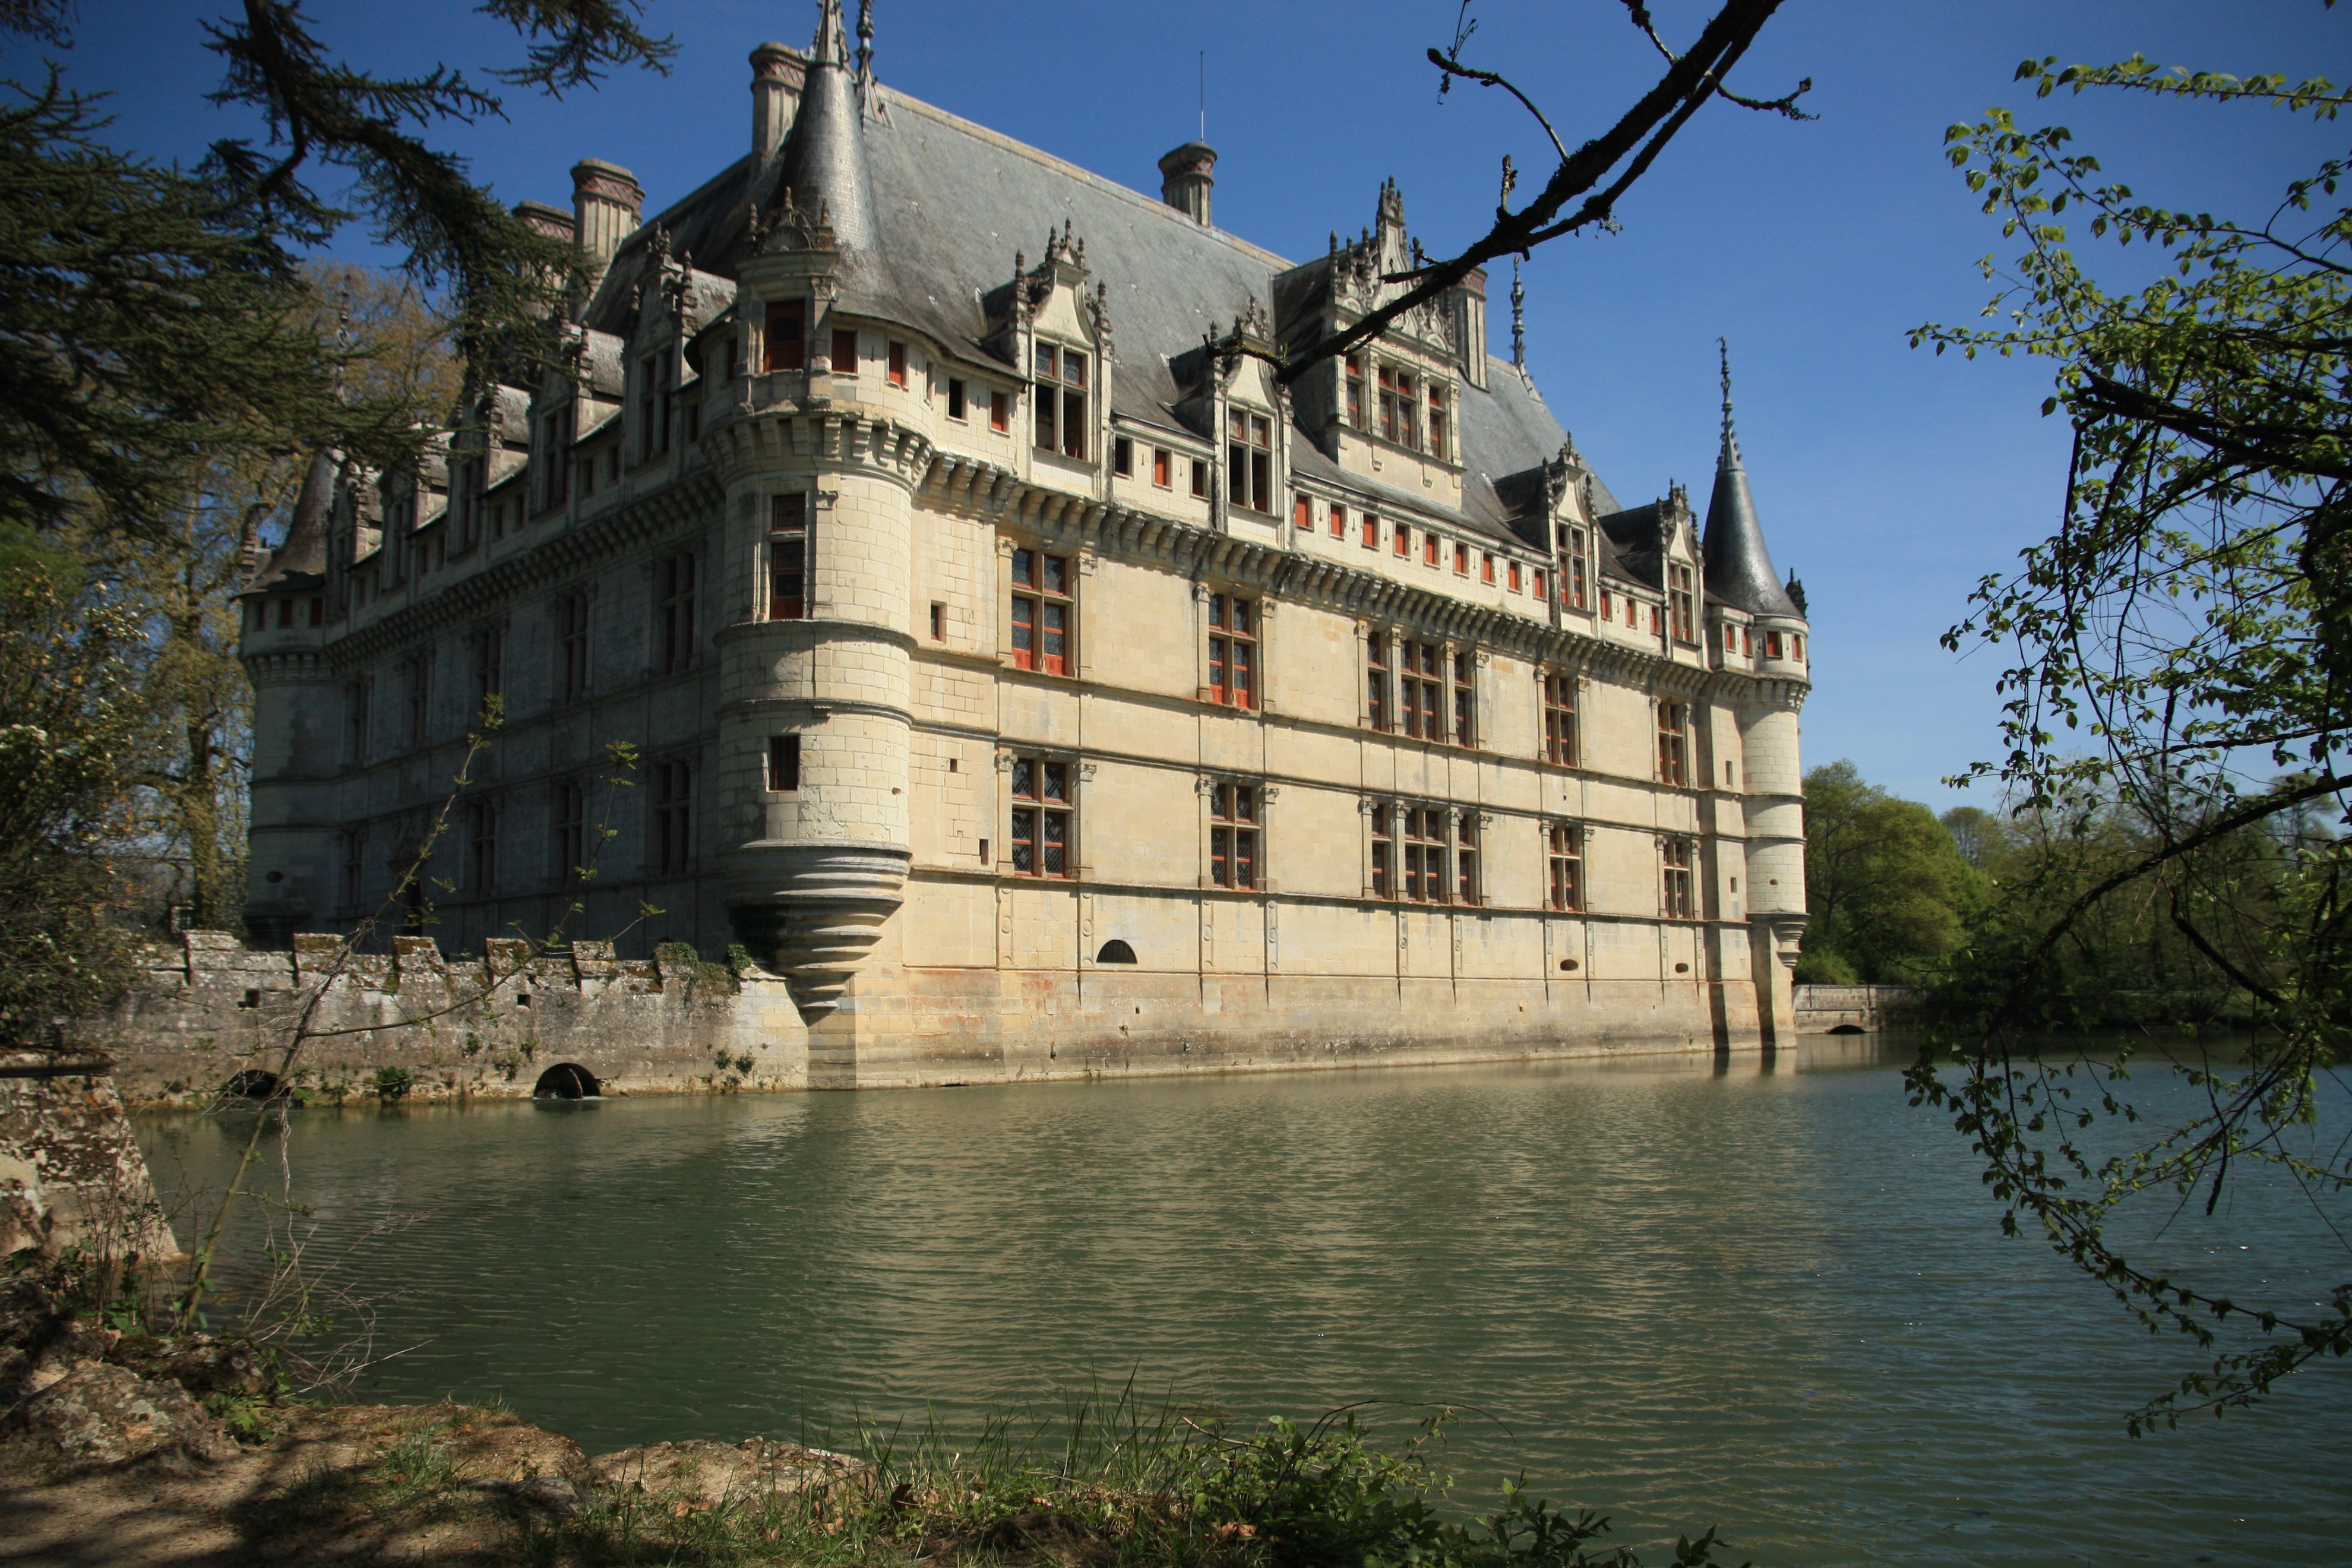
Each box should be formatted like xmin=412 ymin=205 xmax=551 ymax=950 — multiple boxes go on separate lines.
xmin=1915 ymin=39 xmax=2352 ymax=1428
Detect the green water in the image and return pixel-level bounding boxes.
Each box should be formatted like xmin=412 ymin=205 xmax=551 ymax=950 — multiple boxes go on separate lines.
xmin=138 ymin=1042 xmax=2350 ymax=1567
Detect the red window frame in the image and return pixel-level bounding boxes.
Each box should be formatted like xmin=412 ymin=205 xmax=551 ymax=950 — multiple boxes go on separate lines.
xmin=1011 ymin=547 xmax=1072 ymax=676
xmin=1208 ymin=780 xmax=1259 ymax=889
xmin=1658 ymin=701 xmax=1689 ymax=787
xmin=1662 ymin=836 xmax=1695 ymax=919
xmin=1400 ymin=807 xmax=1447 ymax=903
xmin=1035 ymin=343 xmax=1089 ymax=460
xmin=1542 ymin=672 xmax=1578 ymax=766
xmin=1547 ymin=823 xmax=1583 ymax=911
xmin=830 ymin=328 xmax=858 ymax=375
xmin=1206 ymin=592 xmax=1257 ymax=708
xmin=1399 ymin=638 xmax=1444 ymax=741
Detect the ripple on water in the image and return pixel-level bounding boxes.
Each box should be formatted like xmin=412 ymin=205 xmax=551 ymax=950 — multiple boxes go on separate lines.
xmin=137 ymin=1046 xmax=2351 ymax=1568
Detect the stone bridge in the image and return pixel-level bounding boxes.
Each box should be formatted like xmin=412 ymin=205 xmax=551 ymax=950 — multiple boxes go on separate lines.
xmin=1793 ymin=985 xmax=1917 ymax=1035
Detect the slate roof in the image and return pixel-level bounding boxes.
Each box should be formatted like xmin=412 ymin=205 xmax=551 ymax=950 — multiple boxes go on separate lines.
xmin=587 ymin=46 xmax=1624 ymax=555
xmin=1702 ymin=425 xmax=1800 ymax=618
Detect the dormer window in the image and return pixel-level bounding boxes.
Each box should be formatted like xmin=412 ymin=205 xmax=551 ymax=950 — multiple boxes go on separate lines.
xmin=764 ymin=302 xmax=804 ymax=372
xmin=1377 ymin=365 xmax=1418 ymax=448
xmin=1345 ymin=354 xmax=1366 ymax=428
xmin=1034 ymin=344 xmax=1088 ymax=459
xmin=1226 ymin=409 xmax=1272 ymax=513
xmin=1428 ymin=384 xmax=1450 ymax=461
xmin=638 ymin=353 xmax=672 ymax=463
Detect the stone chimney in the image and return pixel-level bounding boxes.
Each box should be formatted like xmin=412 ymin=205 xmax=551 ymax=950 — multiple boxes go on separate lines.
xmin=513 ymin=200 xmax=577 ymax=244
xmin=1450 ymin=267 xmax=1488 ymax=390
xmin=1158 ymin=141 xmax=1216 ymax=227
xmin=570 ymin=159 xmax=643 ymax=284
xmin=751 ymin=42 xmax=805 ymax=164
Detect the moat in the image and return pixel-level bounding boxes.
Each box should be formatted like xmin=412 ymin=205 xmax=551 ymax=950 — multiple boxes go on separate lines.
xmin=137 ymin=1041 xmax=2348 ymax=1568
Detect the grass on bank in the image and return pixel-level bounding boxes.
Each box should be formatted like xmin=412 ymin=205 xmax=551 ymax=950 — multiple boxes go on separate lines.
xmin=323 ymin=1395 xmax=1745 ymax=1568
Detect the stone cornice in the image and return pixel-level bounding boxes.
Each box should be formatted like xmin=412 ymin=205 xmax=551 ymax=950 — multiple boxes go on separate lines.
xmin=327 ymin=473 xmax=722 ymax=671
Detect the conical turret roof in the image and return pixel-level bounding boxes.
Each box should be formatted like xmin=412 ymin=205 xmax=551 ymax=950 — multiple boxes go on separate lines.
xmin=775 ymin=1 xmax=882 ymax=265
xmin=1702 ymin=342 xmax=1801 ymax=619
xmin=252 ymin=447 xmax=336 ymax=590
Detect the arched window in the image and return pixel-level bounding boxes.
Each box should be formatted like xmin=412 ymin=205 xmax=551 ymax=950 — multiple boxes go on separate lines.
xmin=1095 ymin=939 xmax=1137 ymax=965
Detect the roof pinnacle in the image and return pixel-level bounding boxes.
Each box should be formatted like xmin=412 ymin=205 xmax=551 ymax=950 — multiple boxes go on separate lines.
xmin=813 ymin=0 xmax=846 ymax=65
xmin=1718 ymin=334 xmax=1740 ymax=462
xmin=1510 ymin=257 xmax=1526 ymax=370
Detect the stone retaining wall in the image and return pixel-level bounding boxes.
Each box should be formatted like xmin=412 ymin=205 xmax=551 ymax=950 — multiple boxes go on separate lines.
xmin=88 ymin=933 xmax=810 ymax=1110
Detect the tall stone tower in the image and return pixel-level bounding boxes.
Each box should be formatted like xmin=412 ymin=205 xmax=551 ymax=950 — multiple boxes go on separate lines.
xmin=1703 ymin=347 xmax=1810 ymax=1040
xmin=714 ymin=0 xmax=928 ymax=1019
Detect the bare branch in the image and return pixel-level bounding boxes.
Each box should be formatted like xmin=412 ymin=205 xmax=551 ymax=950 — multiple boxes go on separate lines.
xmin=1280 ymin=0 xmax=1798 ymax=383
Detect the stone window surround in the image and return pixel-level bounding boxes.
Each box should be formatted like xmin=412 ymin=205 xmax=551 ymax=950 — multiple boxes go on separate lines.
xmin=995 ymin=535 xmax=1092 ymax=681
xmin=1358 ymin=797 xmax=1494 ymax=906
xmin=1197 ymin=774 xmax=1274 ymax=892
xmin=1545 ymin=818 xmax=1586 ymax=912
xmin=1353 ymin=622 xmax=1487 ymax=748
xmin=1195 ymin=583 xmax=1271 ymax=712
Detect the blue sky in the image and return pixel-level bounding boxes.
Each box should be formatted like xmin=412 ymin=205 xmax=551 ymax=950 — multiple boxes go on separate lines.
xmin=26 ymin=1 xmax=2348 ymax=809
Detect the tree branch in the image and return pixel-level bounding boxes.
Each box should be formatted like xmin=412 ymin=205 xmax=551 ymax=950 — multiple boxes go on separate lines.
xmin=1279 ymin=0 xmax=1797 ymax=383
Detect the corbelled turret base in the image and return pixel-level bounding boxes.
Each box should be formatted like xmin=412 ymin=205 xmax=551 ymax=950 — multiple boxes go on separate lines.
xmin=724 ymin=843 xmax=911 ymax=1020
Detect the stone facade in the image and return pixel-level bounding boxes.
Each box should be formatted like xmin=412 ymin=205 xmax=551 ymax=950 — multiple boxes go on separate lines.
xmin=230 ymin=2 xmax=1814 ymax=1091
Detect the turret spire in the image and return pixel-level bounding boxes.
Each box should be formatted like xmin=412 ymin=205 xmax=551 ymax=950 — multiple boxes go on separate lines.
xmin=1719 ymin=334 xmax=1735 ymax=450
xmin=1702 ymin=339 xmax=1801 ymax=619
xmin=1510 ymin=257 xmax=1526 ymax=369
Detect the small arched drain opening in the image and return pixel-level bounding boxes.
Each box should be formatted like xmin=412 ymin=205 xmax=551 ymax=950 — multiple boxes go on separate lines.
xmin=1828 ymin=1023 xmax=1867 ymax=1036
xmin=1095 ymin=939 xmax=1137 ymax=965
xmin=223 ymin=1070 xmax=283 ymax=1101
xmin=533 ymin=1063 xmax=599 ymax=1099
